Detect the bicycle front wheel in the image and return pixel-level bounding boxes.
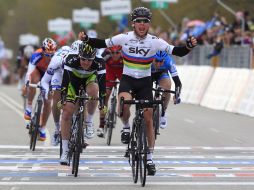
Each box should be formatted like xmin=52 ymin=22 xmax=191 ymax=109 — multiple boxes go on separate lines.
xmin=72 ymin=114 xmax=83 ymax=177
xmin=130 ymin=121 xmax=139 ymax=183
xmin=139 ymin=119 xmax=147 ymax=187
xmin=30 ymin=100 xmax=42 ymax=151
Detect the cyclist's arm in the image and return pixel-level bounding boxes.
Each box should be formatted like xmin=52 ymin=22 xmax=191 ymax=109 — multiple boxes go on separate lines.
xmin=172 ymin=36 xmax=197 ymax=57
xmin=41 ymin=71 xmax=52 ymax=95
xmin=25 ymin=62 xmax=36 ymax=83
xmin=83 ymin=33 xmax=124 ymax=48
xmin=95 ymin=58 xmax=106 ymax=106
xmin=25 ymin=52 xmax=41 ymax=83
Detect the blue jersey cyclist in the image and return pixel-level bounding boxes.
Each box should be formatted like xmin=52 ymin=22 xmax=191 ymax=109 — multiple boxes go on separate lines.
xmin=151 ymin=50 xmax=182 ymax=129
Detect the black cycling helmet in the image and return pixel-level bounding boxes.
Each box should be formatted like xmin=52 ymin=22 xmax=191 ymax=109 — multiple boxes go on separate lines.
xmin=131 ymin=7 xmax=152 ymax=21
xmin=79 ymin=42 xmax=96 ymax=59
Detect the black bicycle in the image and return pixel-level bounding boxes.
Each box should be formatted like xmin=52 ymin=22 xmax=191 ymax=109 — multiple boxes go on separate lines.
xmin=120 ymin=98 xmax=164 ymax=187
xmin=104 ymin=80 xmax=119 ymax=145
xmin=61 ymin=86 xmax=99 ymax=177
xmin=152 ymin=83 xmax=175 ymax=140
xmin=27 ymin=83 xmax=43 ymax=151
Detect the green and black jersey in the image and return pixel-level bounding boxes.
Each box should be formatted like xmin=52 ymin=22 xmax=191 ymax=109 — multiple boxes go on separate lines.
xmin=62 ymin=50 xmax=106 ymax=102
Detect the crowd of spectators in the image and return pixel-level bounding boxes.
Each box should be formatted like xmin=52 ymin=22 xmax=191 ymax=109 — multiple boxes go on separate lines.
xmin=149 ymin=10 xmax=254 ymax=48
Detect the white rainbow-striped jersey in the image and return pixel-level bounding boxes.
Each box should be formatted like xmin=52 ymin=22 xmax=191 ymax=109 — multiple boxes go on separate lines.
xmin=105 ymin=31 xmax=175 ymax=79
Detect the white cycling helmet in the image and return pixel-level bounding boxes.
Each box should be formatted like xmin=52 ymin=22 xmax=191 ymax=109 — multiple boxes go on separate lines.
xmin=42 ymin=38 xmax=57 ymax=54
xmin=71 ymin=40 xmax=82 ymax=52
xmin=23 ymin=45 xmax=35 ymax=59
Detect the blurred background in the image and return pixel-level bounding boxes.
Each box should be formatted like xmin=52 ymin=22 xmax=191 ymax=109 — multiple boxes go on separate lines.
xmin=0 ymin=0 xmax=253 ymax=117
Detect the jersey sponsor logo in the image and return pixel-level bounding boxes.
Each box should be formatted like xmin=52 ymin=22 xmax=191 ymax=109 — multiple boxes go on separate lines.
xmin=128 ymin=47 xmax=150 ymax=56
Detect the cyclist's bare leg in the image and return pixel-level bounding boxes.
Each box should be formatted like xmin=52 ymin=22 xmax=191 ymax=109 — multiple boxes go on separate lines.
xmin=40 ymin=97 xmax=52 ymax=129
xmin=159 ymin=78 xmax=171 ymax=110
xmin=61 ymin=102 xmax=76 ymax=140
xmin=52 ymin=90 xmax=61 ymax=131
xmin=60 ymin=102 xmax=76 ymax=153
xmin=98 ymin=88 xmax=111 ymax=126
xmin=105 ymin=88 xmax=111 ymax=107
xmin=86 ymin=82 xmax=99 ymax=116
xmin=27 ymin=69 xmax=41 ymax=109
xmin=118 ymin=92 xmax=132 ymax=125
xmin=144 ymin=108 xmax=154 ymax=149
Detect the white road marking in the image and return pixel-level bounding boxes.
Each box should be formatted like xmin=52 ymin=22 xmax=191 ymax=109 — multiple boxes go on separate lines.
xmin=0 ymin=92 xmax=24 ymax=110
xmin=1 ymin=154 xmax=254 ymax=159
xmin=184 ymin=118 xmax=195 ymax=124
xmin=0 ymin=95 xmax=24 ymax=118
xmin=20 ymin=177 xmax=30 ymax=181
xmin=10 ymin=187 xmax=20 ymax=190
xmin=1 ymin=177 xmax=12 ymax=181
xmin=1 ymin=181 xmax=254 ymax=186
xmin=1 ymin=145 xmax=254 ymax=150
xmin=0 ymin=92 xmax=51 ymax=146
xmin=234 ymin=138 xmax=243 ymax=144
xmin=210 ymin=128 xmax=220 ymax=133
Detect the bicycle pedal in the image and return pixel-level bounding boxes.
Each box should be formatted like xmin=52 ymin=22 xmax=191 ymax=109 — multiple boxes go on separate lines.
xmin=82 ymin=142 xmax=89 ymax=149
xmin=124 ymin=151 xmax=130 ymax=158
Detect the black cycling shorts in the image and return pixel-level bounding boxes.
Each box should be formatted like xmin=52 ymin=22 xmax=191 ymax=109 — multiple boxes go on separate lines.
xmin=118 ymin=74 xmax=153 ymax=101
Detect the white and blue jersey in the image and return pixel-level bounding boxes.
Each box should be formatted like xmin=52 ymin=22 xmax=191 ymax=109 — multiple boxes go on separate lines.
xmin=41 ymin=46 xmax=71 ymax=93
xmin=151 ymin=52 xmax=178 ymax=82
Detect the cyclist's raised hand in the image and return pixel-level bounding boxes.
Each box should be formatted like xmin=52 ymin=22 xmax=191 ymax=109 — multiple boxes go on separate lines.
xmin=79 ymin=31 xmax=89 ymax=42
xmin=186 ymin=36 xmax=197 ymax=49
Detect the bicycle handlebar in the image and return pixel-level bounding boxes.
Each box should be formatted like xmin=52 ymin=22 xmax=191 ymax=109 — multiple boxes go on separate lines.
xmin=27 ymin=83 xmax=41 ymax=89
xmin=152 ymin=88 xmax=175 ymax=94
xmin=119 ymin=97 xmax=165 ymax=117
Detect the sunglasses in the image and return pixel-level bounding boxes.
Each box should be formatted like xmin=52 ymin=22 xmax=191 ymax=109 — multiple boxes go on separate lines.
xmin=155 ymin=59 xmax=164 ymax=62
xmin=111 ymin=51 xmax=121 ymax=55
xmin=134 ymin=18 xmax=150 ymax=23
xmin=79 ymin=56 xmax=94 ymax=61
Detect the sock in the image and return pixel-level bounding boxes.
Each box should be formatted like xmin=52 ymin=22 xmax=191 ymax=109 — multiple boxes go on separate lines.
xmin=26 ymin=104 xmax=32 ymax=112
xmin=54 ymin=122 xmax=60 ymax=132
xmin=39 ymin=127 xmax=46 ymax=133
xmin=147 ymin=148 xmax=154 ymax=161
xmin=147 ymin=152 xmax=153 ymax=161
xmin=123 ymin=122 xmax=130 ymax=129
xmin=86 ymin=114 xmax=93 ymax=123
xmin=62 ymin=140 xmax=69 ymax=153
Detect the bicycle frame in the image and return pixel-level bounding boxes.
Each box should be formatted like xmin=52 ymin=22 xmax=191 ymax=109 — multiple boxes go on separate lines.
xmin=67 ymin=86 xmax=99 ymax=177
xmin=120 ymin=97 xmax=164 ymax=187
xmin=28 ymin=83 xmax=43 ymax=151
xmin=105 ymin=80 xmax=119 ymax=145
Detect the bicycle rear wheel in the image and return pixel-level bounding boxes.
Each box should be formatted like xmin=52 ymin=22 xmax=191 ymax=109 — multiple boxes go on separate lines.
xmin=139 ymin=119 xmax=147 ymax=187
xmin=153 ymin=105 xmax=160 ymax=140
xmin=107 ymin=97 xmax=117 ymax=146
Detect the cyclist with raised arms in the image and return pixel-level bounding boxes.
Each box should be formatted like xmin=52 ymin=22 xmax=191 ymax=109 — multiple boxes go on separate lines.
xmin=59 ymin=42 xmax=106 ymax=165
xmin=24 ymin=38 xmax=57 ymax=141
xmin=80 ymin=7 xmax=197 ymax=175
xmin=40 ymin=40 xmax=82 ymax=145
xmin=152 ymin=50 xmax=182 ymax=129
xmin=97 ymin=45 xmax=123 ymax=137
